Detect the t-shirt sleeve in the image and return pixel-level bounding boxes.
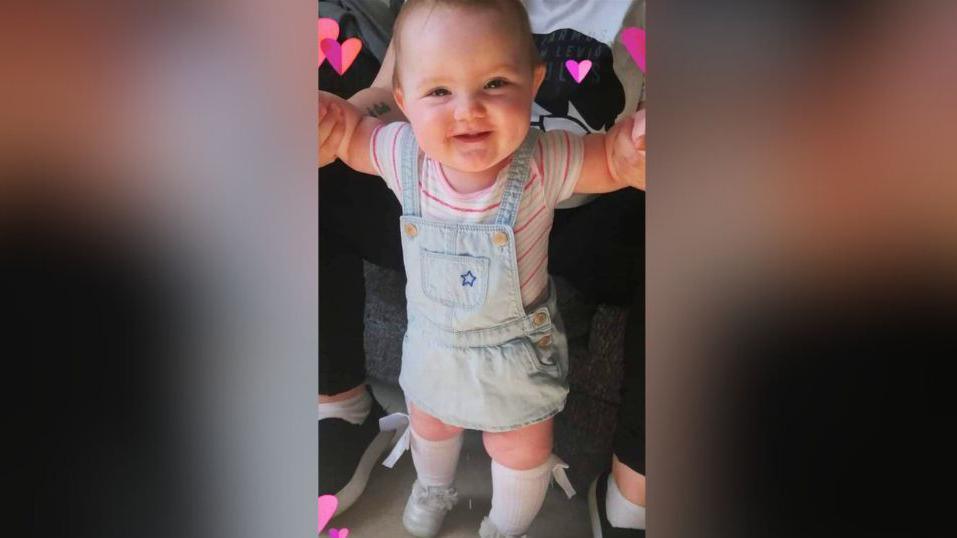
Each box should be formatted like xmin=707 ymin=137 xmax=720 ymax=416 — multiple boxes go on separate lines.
xmin=369 ymin=121 xmax=414 ymax=199
xmin=535 ymin=129 xmax=585 ymax=207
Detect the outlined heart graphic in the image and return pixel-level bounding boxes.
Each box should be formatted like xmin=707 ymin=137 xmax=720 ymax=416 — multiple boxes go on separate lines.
xmin=317 ymin=495 xmax=338 ymax=534
xmin=564 ymin=60 xmax=592 ymax=84
xmin=320 ymin=38 xmax=363 ymax=76
xmin=621 ymin=27 xmax=646 ymax=73
xmin=318 ymin=18 xmax=340 ymax=68
xmin=330 ymin=529 xmax=350 ymax=538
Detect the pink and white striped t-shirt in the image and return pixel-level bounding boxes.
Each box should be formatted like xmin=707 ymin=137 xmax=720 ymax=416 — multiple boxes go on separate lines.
xmin=369 ymin=122 xmax=584 ymax=307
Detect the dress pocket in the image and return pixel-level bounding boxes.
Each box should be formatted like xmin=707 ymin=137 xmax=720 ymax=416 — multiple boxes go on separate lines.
xmin=420 ymin=249 xmax=490 ymax=309
xmin=520 ymin=332 xmax=562 ymax=378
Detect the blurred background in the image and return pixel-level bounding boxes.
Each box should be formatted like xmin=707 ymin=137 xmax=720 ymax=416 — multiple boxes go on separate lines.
xmin=2 ymin=2 xmax=316 ymax=537
xmin=650 ymin=1 xmax=956 ymax=536
xmin=3 ymin=0 xmax=955 ymax=536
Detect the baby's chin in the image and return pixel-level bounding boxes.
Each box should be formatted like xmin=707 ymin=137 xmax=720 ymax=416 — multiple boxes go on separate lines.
xmin=444 ymin=150 xmax=505 ymax=174
xmin=445 ymin=143 xmax=524 ymax=173
xmin=449 ymin=159 xmax=496 ymax=173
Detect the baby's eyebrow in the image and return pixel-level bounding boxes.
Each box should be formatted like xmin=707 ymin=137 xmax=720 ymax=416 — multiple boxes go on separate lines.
xmin=418 ymin=64 xmax=522 ymax=88
xmin=419 ymin=75 xmax=449 ymax=87
xmin=486 ymin=63 xmax=521 ymax=74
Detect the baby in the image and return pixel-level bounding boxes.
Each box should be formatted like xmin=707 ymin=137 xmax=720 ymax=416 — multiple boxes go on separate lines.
xmin=318 ymin=0 xmax=644 ymax=536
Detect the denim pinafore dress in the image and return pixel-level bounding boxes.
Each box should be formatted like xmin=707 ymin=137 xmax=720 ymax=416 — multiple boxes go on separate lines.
xmin=394 ymin=127 xmax=569 ymax=432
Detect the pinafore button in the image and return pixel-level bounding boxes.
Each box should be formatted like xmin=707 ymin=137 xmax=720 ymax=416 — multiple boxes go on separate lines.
xmin=532 ymin=312 xmax=548 ymax=326
xmin=536 ymin=335 xmax=552 ymax=349
xmin=492 ymin=231 xmax=508 ymax=246
xmin=404 ymin=223 xmax=418 ymax=237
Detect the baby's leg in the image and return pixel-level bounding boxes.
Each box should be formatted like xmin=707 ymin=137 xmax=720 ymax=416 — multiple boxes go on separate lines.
xmin=401 ymin=403 xmax=465 ymax=536
xmin=482 ymin=417 xmax=553 ymax=469
xmin=481 ymin=418 xmax=556 ymax=536
xmin=408 ymin=401 xmax=465 ymax=487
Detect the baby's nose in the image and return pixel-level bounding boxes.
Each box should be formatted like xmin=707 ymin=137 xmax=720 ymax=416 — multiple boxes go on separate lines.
xmin=453 ymin=95 xmax=485 ymax=121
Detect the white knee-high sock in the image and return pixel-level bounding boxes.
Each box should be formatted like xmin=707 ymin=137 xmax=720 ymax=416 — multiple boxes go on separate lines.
xmin=488 ymin=458 xmax=554 ymax=536
xmin=316 ymin=388 xmax=371 ymax=425
xmin=606 ymin=473 xmax=646 ymax=530
xmin=410 ymin=427 xmax=464 ymax=488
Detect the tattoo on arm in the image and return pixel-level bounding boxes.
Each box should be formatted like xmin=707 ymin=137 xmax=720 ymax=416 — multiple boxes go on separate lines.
xmin=366 ymin=102 xmax=392 ymax=118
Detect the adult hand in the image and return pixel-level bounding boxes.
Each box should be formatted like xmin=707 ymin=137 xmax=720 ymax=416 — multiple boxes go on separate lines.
xmin=609 ymin=108 xmax=646 ymax=190
xmin=318 ymin=90 xmax=346 ymax=168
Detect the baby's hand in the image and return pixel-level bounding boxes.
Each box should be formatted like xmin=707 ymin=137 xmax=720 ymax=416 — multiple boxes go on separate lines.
xmin=608 ymin=109 xmax=646 ymax=190
xmin=318 ymin=90 xmax=347 ymax=168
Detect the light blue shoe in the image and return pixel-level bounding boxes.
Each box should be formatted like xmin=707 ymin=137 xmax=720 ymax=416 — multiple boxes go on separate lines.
xmin=402 ymin=480 xmax=458 ymax=537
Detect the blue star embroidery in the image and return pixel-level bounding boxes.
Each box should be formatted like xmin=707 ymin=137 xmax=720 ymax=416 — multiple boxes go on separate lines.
xmin=461 ymin=270 xmax=477 ymax=287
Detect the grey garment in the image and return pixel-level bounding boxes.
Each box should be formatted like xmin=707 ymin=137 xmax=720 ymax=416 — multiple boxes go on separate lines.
xmin=318 ymin=0 xmax=397 ymax=63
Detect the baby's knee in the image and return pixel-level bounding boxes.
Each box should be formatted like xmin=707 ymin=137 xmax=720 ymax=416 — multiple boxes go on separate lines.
xmin=482 ymin=423 xmax=553 ymax=470
xmin=409 ymin=402 xmax=463 ymax=441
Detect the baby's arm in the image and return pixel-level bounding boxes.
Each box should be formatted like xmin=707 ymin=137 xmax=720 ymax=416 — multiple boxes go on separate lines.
xmin=573 ymin=109 xmax=646 ymax=193
xmin=318 ymin=90 xmax=383 ymax=176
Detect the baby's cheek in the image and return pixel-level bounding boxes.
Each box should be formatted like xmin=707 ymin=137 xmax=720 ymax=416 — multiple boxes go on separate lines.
xmin=498 ymin=98 xmax=535 ymax=134
xmin=414 ymin=126 xmax=451 ymax=161
xmin=417 ymin=109 xmax=447 ymax=135
xmin=418 ymin=125 xmax=449 ymax=153
xmin=408 ymin=108 xmax=440 ymax=134
xmin=502 ymin=100 xmax=534 ymax=135
xmin=512 ymin=94 xmax=536 ymax=113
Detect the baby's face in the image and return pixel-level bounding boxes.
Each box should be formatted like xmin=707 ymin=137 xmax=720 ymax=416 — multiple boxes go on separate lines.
xmin=394 ymin=6 xmax=544 ymax=174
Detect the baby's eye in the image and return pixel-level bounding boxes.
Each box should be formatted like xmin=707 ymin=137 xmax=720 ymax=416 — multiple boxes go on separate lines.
xmin=427 ymin=88 xmax=450 ymax=97
xmin=485 ymin=79 xmax=509 ymax=89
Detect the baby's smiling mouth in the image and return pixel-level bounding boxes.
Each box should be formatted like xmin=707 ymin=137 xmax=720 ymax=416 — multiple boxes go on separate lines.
xmin=452 ymin=131 xmax=492 ymax=142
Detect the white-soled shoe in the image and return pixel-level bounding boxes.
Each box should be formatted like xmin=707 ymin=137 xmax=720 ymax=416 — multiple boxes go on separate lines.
xmin=478 ymin=516 xmax=527 ymax=538
xmin=402 ymin=480 xmax=458 ymax=537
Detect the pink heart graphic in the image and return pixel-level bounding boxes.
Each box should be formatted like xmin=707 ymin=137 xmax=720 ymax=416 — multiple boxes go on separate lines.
xmin=317 ymin=495 xmax=338 ymax=534
xmin=564 ymin=59 xmax=592 ymax=84
xmin=318 ymin=18 xmax=340 ymax=68
xmin=329 ymin=528 xmax=350 ymax=538
xmin=320 ymin=37 xmax=363 ymax=76
xmin=621 ymin=27 xmax=646 ymax=74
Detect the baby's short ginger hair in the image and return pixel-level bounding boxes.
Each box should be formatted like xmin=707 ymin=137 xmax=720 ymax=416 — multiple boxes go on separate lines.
xmin=391 ymin=0 xmax=544 ymax=89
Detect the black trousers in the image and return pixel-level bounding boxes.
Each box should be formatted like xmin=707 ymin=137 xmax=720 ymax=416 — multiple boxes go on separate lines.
xmin=318 ymin=159 xmax=646 ymax=474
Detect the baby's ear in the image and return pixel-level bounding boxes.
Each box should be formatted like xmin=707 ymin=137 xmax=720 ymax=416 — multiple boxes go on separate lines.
xmin=532 ymin=63 xmax=546 ymax=96
xmin=394 ymin=86 xmax=408 ymax=117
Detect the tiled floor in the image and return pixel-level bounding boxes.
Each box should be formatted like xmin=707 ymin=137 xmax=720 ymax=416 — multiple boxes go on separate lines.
xmin=327 ymin=380 xmax=593 ymax=538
